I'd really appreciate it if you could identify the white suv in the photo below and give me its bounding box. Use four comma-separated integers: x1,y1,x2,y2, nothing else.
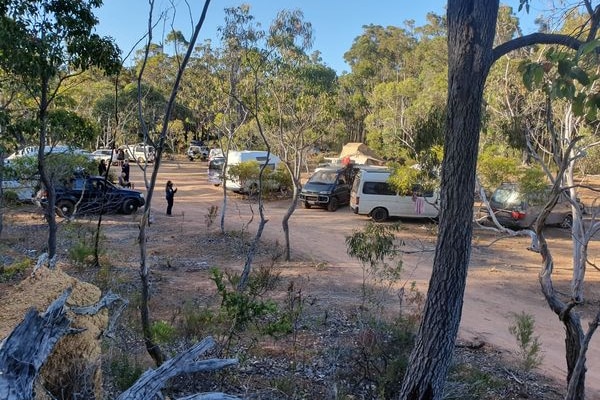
122,144,155,163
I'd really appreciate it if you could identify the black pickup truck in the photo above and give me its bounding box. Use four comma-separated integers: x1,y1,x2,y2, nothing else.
37,175,145,217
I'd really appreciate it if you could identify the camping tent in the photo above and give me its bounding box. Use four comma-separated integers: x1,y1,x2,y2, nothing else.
338,142,385,166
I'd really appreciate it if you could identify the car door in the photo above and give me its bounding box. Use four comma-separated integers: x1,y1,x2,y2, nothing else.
335,172,351,205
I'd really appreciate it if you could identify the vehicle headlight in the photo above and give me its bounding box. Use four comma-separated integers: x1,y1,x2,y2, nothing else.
139,193,144,198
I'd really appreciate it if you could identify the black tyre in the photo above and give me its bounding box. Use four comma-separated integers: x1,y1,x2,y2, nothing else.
327,197,339,212
56,200,75,218
303,201,312,209
137,157,145,163
122,199,139,215
560,214,573,229
371,207,389,222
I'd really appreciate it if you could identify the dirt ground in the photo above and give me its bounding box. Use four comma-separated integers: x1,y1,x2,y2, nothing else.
3,159,600,398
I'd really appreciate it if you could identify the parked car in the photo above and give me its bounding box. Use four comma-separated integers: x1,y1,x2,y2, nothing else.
224,150,281,193
5,145,91,165
121,144,155,163
208,156,225,186
299,165,357,211
37,175,145,217
350,167,439,222
486,182,578,229
187,145,209,161
91,149,115,164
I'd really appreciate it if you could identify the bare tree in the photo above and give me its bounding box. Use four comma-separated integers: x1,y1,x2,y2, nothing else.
134,0,211,366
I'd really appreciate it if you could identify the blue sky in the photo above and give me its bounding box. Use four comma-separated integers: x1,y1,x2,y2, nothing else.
95,1,537,74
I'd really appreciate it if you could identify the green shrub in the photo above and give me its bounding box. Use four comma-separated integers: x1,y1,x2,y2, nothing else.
509,311,544,371
2,190,19,205
150,320,177,344
0,258,32,282
346,222,403,310
109,354,145,391
68,241,96,266
180,302,216,339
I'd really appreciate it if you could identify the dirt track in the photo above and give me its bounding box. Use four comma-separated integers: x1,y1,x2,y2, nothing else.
129,160,600,398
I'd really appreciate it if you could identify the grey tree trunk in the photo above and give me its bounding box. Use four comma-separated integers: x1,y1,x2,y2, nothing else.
399,1,498,398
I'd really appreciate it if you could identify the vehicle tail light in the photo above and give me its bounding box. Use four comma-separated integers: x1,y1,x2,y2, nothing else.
355,196,359,205
511,210,526,220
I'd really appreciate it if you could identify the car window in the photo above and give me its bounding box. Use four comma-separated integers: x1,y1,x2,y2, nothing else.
363,181,395,195
310,170,337,184
491,187,522,207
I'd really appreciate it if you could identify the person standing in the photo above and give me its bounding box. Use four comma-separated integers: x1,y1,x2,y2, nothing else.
98,159,107,176
165,180,177,216
121,159,130,182
117,148,125,166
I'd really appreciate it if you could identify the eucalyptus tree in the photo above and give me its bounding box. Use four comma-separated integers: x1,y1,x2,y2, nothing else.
262,9,338,260
0,0,121,262
340,24,419,144
398,1,600,399
212,4,264,233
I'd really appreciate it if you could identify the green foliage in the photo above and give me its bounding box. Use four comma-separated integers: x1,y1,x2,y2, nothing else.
519,44,600,120
227,160,288,195
387,163,438,196
346,222,403,309
448,363,504,399
210,266,280,335
518,166,547,197
64,221,100,267
150,320,177,344
577,144,600,175
0,258,32,282
269,163,292,192
68,241,96,267
109,354,145,391
2,190,19,205
180,301,216,339
227,160,260,188
344,317,416,399
508,311,544,371
477,147,519,190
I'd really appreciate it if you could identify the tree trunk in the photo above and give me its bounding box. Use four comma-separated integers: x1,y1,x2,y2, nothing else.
399,1,498,399
282,173,301,261
38,76,58,264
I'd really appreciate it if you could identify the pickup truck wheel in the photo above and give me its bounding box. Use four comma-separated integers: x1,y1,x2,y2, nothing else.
327,197,339,212
56,200,75,218
122,199,139,214
303,201,311,209
371,207,388,222
137,157,145,164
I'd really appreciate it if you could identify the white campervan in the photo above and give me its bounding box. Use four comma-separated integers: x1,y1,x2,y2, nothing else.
350,167,439,222
224,150,281,192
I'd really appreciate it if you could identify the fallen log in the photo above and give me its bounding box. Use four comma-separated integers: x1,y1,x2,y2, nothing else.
0,288,73,400
0,289,240,400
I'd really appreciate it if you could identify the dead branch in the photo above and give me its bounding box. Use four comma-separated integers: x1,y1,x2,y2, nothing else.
116,337,239,400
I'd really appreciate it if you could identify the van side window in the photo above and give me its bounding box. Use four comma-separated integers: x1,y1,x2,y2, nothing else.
363,181,395,195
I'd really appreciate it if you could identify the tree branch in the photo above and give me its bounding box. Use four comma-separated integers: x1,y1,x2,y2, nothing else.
492,33,583,63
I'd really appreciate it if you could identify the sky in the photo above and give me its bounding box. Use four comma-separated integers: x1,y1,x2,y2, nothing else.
95,1,539,74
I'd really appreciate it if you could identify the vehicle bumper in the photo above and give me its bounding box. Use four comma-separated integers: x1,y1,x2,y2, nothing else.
299,193,330,206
